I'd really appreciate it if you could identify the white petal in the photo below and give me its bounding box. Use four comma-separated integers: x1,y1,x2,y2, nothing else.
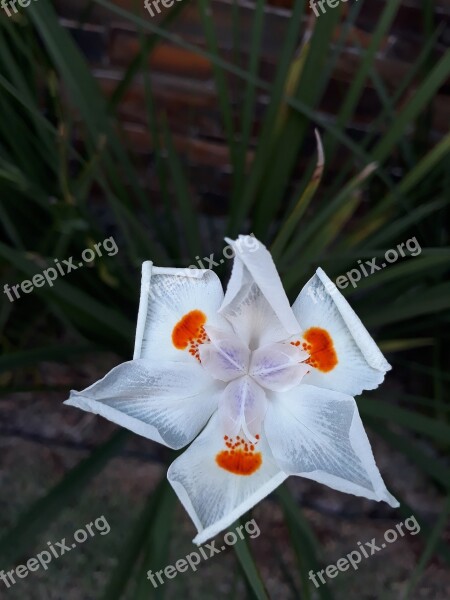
134,263,231,363
218,376,267,440
65,359,220,449
167,413,287,544
249,342,310,392
264,384,398,507
292,267,391,396
219,236,301,348
198,327,250,382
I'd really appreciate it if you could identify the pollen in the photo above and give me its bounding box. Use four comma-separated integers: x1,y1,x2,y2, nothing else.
303,327,338,372
216,435,262,475
172,310,208,361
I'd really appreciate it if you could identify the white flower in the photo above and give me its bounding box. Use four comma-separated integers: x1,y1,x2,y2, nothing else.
65,235,398,544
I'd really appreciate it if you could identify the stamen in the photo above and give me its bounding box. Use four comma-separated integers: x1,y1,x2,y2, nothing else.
216,435,262,475
241,419,258,445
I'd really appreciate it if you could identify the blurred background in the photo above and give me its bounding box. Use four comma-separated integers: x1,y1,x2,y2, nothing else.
0,0,449,598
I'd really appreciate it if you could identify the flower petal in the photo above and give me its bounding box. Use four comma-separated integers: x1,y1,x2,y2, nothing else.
218,376,267,440
134,263,230,363
167,413,287,544
219,236,301,348
264,384,398,507
249,342,310,392
198,327,250,382
292,267,391,395
65,359,220,449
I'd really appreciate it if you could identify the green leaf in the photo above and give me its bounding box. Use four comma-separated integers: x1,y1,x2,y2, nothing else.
391,492,450,566
197,0,240,178
277,486,333,600
364,283,450,327
403,495,450,598
366,420,450,490
0,344,92,373
100,477,170,600
233,520,270,600
161,118,202,258
0,241,134,344
0,431,128,564
359,397,450,443
373,49,450,163
271,131,324,260
134,482,177,600
326,0,403,160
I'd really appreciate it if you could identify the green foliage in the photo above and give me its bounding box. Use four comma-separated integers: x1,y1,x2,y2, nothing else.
0,0,449,597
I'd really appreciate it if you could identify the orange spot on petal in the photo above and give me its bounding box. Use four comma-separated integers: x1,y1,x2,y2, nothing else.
303,327,338,372
172,310,209,362
216,434,262,475
216,449,262,475
172,310,206,349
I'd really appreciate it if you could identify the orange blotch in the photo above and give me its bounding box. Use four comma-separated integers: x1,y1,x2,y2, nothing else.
216,451,262,475
303,327,338,372
216,435,262,476
172,310,208,361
